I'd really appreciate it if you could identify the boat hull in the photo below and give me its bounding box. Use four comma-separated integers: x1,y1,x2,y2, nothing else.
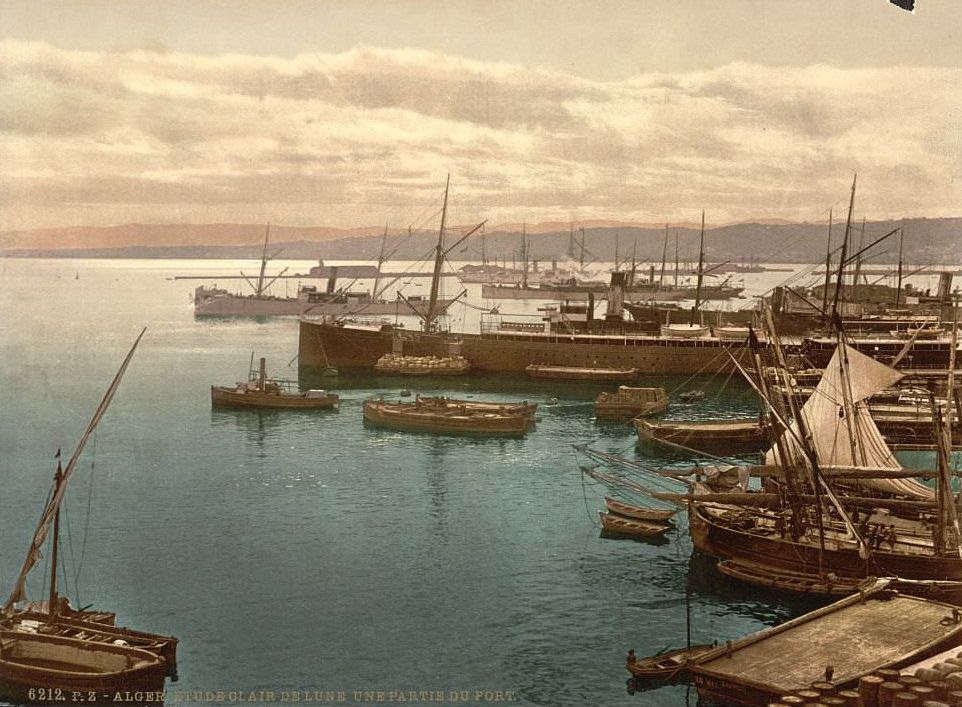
636,419,771,455
210,387,338,409
525,364,639,382
362,400,532,437
298,320,757,376
196,293,455,318
0,632,168,705
689,503,962,592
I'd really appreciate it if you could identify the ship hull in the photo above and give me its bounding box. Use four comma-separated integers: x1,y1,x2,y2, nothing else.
196,295,454,318
298,320,757,375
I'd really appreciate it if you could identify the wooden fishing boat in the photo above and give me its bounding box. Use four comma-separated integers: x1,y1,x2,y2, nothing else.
594,386,668,420
635,418,773,455
211,356,338,409
715,559,863,596
0,632,168,700
689,579,962,706
0,330,178,704
597,511,671,537
525,364,639,382
626,644,717,680
604,497,677,522
362,399,532,437
414,395,537,417
373,353,471,376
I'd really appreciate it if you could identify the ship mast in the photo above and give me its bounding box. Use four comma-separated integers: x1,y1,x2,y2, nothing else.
820,210,833,319
659,224,668,288
895,229,904,306
830,174,857,328
689,211,705,326
521,223,528,289
255,223,271,296
373,223,388,301
424,175,450,333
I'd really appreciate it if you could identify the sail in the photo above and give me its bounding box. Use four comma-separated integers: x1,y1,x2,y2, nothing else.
2,328,146,616
768,343,932,498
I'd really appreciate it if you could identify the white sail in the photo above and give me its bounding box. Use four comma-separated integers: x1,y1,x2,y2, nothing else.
768,343,932,498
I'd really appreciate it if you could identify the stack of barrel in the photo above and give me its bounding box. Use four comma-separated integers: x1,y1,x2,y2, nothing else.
770,661,962,706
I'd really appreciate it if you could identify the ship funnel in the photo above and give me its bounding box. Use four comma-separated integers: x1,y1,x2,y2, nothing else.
326,265,339,294
605,272,627,321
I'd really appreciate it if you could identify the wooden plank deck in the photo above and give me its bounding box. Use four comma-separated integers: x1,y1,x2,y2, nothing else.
697,594,960,692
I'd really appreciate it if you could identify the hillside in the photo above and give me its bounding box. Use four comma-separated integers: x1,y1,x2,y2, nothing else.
1,218,960,265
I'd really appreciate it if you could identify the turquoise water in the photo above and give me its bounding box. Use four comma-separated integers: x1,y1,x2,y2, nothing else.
0,258,916,707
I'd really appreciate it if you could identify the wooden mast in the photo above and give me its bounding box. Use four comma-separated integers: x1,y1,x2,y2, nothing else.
821,210,833,319
659,224,668,288
48,464,63,618
830,175,857,325
690,211,705,326
424,175,450,333
674,232,679,288
372,224,388,301
521,222,528,289
895,229,904,306
255,223,270,296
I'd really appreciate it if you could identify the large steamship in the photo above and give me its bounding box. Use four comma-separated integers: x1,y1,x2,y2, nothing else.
298,182,757,376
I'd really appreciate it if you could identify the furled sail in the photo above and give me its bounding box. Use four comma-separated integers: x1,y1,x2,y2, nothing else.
2,328,146,616
767,343,932,498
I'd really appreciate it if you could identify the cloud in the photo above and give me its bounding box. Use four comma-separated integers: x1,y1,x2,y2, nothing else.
0,39,960,230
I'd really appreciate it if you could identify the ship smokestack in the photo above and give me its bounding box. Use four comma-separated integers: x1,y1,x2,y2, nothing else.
605,272,627,321
326,265,339,294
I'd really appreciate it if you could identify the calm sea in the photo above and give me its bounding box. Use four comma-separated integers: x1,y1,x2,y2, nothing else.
0,258,943,707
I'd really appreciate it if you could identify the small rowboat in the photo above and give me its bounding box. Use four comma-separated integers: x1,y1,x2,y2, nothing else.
716,559,862,597
635,417,772,455
604,497,677,522
598,511,671,538
363,399,533,437
627,644,718,680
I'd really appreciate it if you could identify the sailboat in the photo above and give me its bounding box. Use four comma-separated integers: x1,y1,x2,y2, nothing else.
0,329,179,703
681,310,962,601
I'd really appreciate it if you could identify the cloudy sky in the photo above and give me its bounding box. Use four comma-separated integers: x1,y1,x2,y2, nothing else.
1,0,960,231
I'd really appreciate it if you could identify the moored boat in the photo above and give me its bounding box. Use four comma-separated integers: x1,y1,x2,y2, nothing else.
0,330,179,704
597,511,671,537
626,644,718,681
362,398,533,437
211,357,338,409
594,386,668,420
604,496,677,522
635,417,773,455
525,364,640,382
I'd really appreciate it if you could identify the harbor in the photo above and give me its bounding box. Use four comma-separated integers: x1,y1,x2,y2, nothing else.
1,250,960,705
2,2,961,704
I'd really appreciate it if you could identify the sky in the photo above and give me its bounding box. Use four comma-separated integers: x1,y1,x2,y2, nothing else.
1,0,961,232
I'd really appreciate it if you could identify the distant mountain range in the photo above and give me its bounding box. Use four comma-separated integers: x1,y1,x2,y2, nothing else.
1,218,960,265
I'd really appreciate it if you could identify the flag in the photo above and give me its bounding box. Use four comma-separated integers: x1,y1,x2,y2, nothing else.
889,0,915,11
